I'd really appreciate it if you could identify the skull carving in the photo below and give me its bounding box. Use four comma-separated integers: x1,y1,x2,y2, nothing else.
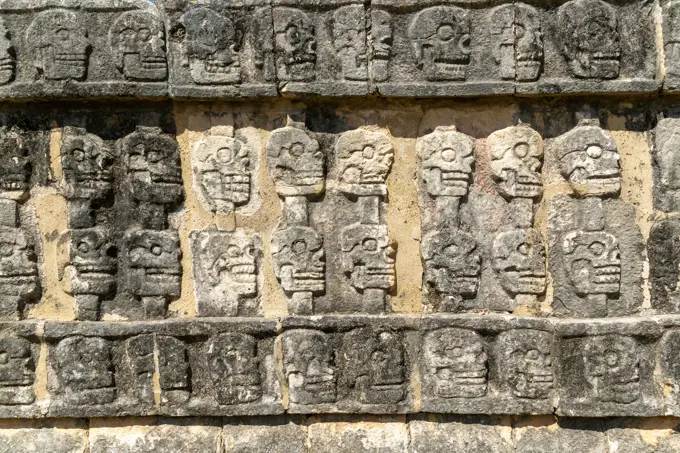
282,330,337,405
422,229,481,298
266,125,324,197
180,7,241,85
666,2,680,77
558,0,621,80
0,20,15,86
555,119,621,196
583,335,640,403
157,336,190,398
0,226,38,300
61,127,114,200
423,328,488,399
489,125,543,199
563,229,621,296
122,127,183,205
370,10,393,82
340,328,405,404
492,228,547,296
0,337,35,405
336,129,393,195
341,223,395,292
331,5,368,82
124,230,182,299
27,9,90,81
110,11,167,82
496,330,553,399
490,4,543,82
54,336,116,405
194,135,251,214
274,8,317,82
69,227,117,298
209,235,257,298
420,126,475,198
272,226,325,295
0,128,30,194
206,333,262,405
408,6,471,81
125,335,155,404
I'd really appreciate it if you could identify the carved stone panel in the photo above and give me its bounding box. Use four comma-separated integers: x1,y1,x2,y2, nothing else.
190,229,262,318
492,228,546,298
272,1,370,96
0,337,35,407
272,225,325,299
653,118,680,212
490,4,543,83
410,420,513,453
665,2,680,89
205,333,262,406
0,224,39,320
336,129,394,197
340,223,396,296
658,330,680,414
266,124,324,197
488,124,543,200
109,11,167,82
649,217,680,312
494,329,554,400
420,126,475,199
157,335,190,406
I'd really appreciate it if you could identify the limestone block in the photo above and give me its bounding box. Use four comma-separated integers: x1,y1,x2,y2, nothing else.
0,422,88,453
514,423,606,453
223,418,308,453
309,419,407,453
409,419,512,453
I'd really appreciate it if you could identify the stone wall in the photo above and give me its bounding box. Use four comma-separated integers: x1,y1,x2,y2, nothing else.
1,0,680,451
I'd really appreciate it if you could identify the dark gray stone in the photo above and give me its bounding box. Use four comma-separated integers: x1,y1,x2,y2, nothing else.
0,322,40,418
0,421,88,453
649,217,680,312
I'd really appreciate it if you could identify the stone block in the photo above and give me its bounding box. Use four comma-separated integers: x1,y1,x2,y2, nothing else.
606,428,652,453
0,322,41,418
649,217,680,312
514,424,606,453
89,419,221,453
409,419,512,453
309,418,407,453
223,418,308,453
652,118,680,212
0,421,88,453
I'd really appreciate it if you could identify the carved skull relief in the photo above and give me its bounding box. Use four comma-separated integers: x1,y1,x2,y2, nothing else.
340,328,405,405
583,335,640,403
54,337,116,405
27,9,90,81
125,335,154,404
266,125,324,197
122,127,183,205
490,4,543,82
408,6,471,81
157,336,190,398
194,135,251,213
496,330,553,399
0,226,38,299
558,0,621,79
282,330,337,405
69,227,117,297
335,129,393,194
0,20,14,85
492,228,547,296
555,119,621,196
420,126,475,198
206,333,262,405
272,226,325,295
208,234,258,299
61,127,114,200
180,7,241,85
273,8,317,82
563,229,621,296
422,229,481,298
110,11,167,82
370,10,393,82
332,5,368,82
0,338,34,405
0,128,30,194
489,124,543,199
124,230,182,299
423,328,488,398
341,223,395,292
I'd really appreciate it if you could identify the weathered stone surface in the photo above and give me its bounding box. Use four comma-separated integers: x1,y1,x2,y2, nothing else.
310,418,408,453
409,418,512,453
223,418,308,453
653,118,680,212
649,217,680,312
89,419,221,453
514,423,606,453
0,421,88,453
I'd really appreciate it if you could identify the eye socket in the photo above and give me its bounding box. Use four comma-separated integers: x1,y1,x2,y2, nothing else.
437,24,455,41
588,241,605,256
0,351,8,365
526,349,540,360
362,146,375,159
227,245,242,258
286,25,301,44
292,239,307,254
586,145,603,159
56,28,70,42
514,143,530,158
0,243,13,257
73,149,86,162
77,242,90,254
441,148,456,162
147,150,162,163
516,24,526,38
217,146,233,163
137,28,151,41
362,238,378,251
605,350,619,366
517,243,529,255
150,245,163,256
289,143,305,157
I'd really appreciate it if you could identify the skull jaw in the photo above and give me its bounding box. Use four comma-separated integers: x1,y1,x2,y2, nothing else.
42,49,88,81
70,271,116,296
590,378,640,403
122,54,167,82
516,59,542,82
215,381,262,405
570,56,620,80
498,273,546,296
0,58,14,85
189,56,241,85
510,373,553,399
433,377,487,398
280,60,316,82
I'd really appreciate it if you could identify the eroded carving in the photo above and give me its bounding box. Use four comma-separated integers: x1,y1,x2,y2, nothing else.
408,6,470,81
0,128,30,194
54,337,116,405
61,127,114,202
341,223,395,294
193,135,251,214
0,20,14,86
423,328,487,398
496,330,553,399
110,11,167,82
370,10,392,82
0,338,34,405
490,4,543,82
191,229,260,317
666,2,680,78
67,227,117,300
331,5,368,82
157,336,190,404
422,229,481,303
281,330,336,405
583,335,640,403
0,226,39,316
206,333,262,405
272,226,325,297
557,0,621,80
336,129,393,195
554,119,621,197
339,328,406,405
266,125,324,197
489,124,543,200
492,228,547,297
27,9,90,81
273,7,316,82
125,335,154,404
654,118,680,211
562,229,621,297
420,126,475,198
179,7,241,85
